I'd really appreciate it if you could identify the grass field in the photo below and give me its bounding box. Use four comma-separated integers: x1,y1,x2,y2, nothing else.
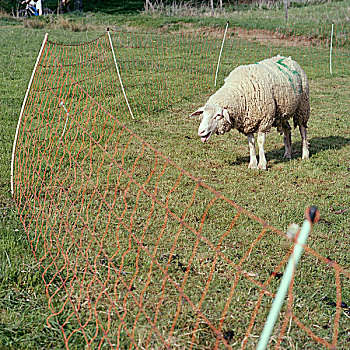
1,2,350,349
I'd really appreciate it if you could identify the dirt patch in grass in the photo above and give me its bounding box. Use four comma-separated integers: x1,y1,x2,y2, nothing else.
155,24,328,48
233,26,326,47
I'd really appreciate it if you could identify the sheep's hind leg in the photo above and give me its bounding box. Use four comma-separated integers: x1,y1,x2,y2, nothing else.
299,124,309,159
247,133,258,169
282,121,292,159
257,132,267,170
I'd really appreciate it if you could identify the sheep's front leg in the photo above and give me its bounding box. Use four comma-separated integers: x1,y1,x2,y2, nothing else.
257,132,267,170
247,133,258,169
299,124,309,159
282,121,292,159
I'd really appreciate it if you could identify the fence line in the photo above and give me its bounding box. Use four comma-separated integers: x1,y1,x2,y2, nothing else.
229,24,350,78
107,29,135,120
27,24,349,123
12,25,350,349
10,33,49,196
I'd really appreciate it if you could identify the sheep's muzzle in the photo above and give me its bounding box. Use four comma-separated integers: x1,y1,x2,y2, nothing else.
201,131,212,142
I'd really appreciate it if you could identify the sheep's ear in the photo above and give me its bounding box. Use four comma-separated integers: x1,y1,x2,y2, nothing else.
223,109,231,124
190,107,205,117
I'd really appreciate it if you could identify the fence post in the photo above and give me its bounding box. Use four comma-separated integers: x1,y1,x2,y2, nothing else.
329,22,334,76
214,21,229,87
256,206,320,350
107,28,135,120
284,0,288,21
11,33,49,196
59,101,70,143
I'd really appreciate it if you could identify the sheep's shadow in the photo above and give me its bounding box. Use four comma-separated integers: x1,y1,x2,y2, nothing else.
231,136,350,167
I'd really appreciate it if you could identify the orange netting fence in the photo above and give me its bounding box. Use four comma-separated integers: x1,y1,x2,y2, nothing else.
36,27,233,123
25,24,349,124
11,25,350,349
228,24,349,79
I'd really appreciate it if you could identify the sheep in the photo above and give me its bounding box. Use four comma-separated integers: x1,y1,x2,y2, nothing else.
190,55,310,170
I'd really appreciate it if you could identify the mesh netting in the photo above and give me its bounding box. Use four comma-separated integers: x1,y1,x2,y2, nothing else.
228,25,349,79
39,28,232,123
12,26,350,349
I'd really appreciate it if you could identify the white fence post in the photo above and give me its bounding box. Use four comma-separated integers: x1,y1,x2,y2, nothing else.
107,29,135,120
214,21,229,87
329,22,334,76
11,33,49,196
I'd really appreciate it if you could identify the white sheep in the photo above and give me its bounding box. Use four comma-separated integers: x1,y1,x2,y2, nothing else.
191,55,310,170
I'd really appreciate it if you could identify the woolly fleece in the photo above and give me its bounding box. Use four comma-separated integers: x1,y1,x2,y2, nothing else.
210,55,310,135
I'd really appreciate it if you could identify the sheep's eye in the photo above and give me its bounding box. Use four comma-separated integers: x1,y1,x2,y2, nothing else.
214,114,221,120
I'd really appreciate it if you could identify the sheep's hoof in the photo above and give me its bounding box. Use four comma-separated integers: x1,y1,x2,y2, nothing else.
257,163,267,170
248,163,258,170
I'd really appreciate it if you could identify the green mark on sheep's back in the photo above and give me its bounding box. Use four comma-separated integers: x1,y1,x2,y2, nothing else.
274,63,297,95
277,58,302,80
276,58,303,94
276,57,288,67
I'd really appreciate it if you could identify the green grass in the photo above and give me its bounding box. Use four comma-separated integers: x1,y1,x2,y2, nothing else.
1,4,350,349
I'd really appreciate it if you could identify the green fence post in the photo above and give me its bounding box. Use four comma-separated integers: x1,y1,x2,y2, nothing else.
257,206,320,350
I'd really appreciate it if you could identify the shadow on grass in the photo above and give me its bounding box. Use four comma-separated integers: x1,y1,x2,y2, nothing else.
231,136,350,167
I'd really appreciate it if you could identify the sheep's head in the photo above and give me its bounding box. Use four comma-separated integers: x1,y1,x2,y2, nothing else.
190,105,232,142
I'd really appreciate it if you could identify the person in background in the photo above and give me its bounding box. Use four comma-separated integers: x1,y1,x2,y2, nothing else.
21,0,42,16
59,0,71,13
